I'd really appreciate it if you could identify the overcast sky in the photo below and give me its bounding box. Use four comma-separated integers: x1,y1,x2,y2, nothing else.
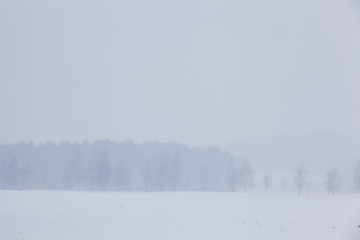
1,0,360,147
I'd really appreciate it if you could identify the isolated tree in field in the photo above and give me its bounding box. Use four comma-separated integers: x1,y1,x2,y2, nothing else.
262,174,272,194
354,161,360,192
294,161,307,195
238,159,254,193
324,168,341,195
281,178,287,195
305,180,314,195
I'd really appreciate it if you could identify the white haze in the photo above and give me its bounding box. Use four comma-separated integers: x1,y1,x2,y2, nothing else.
1,1,360,188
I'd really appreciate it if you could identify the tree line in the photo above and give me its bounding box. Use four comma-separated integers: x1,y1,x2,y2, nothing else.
0,140,359,194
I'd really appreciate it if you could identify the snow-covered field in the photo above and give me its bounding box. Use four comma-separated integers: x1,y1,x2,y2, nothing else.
0,190,359,240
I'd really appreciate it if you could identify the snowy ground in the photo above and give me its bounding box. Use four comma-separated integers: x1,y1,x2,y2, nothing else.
0,190,359,240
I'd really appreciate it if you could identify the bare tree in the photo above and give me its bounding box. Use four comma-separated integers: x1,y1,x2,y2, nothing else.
199,165,208,192
305,180,314,195
96,150,112,191
354,161,360,192
238,158,254,193
154,153,178,191
226,159,237,192
87,165,96,191
168,157,182,191
113,160,128,191
294,161,307,195
18,162,33,190
63,158,79,190
281,178,286,195
324,168,341,195
4,158,18,190
262,174,272,194
62,152,83,191
142,161,151,191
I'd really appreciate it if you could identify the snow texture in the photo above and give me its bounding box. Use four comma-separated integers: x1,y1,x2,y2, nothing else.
0,190,359,239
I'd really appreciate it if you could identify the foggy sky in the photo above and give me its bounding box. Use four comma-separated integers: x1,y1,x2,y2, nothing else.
1,0,360,147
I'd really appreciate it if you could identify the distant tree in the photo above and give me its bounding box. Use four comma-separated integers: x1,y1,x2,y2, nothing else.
0,160,6,189
153,153,182,191
113,160,128,191
281,178,286,195
294,161,307,195
142,161,151,191
262,174,272,194
324,168,341,195
155,153,171,191
4,158,18,190
96,150,112,191
354,161,360,192
62,152,83,190
199,165,208,192
88,165,96,191
237,158,254,193
226,159,237,192
305,180,314,195
3,157,19,189
168,157,182,191
87,151,98,191
18,162,34,190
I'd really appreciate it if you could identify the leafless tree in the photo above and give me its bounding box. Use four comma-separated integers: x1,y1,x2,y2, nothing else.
4,157,18,190
226,159,237,192
199,165,208,192
237,158,254,193
18,162,33,190
96,150,112,191
294,161,307,195
63,153,82,191
262,174,272,194
142,161,151,191
156,160,168,191
324,168,341,195
154,153,181,191
168,157,182,191
113,160,128,191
